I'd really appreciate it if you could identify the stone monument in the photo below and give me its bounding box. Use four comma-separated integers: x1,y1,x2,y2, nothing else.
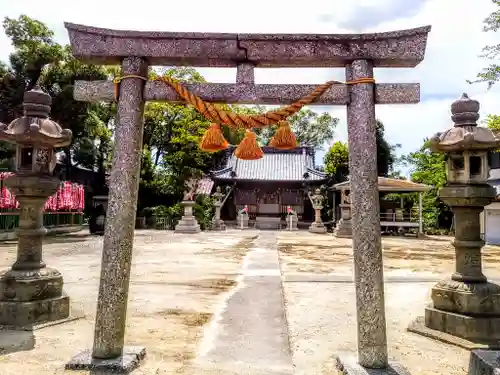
238,205,249,229
64,22,430,373
174,181,201,234
174,202,201,234
0,88,73,327
334,189,353,238
286,206,298,231
309,188,327,234
211,186,226,231
408,94,500,373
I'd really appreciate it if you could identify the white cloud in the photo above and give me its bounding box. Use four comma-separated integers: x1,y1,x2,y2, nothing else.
0,0,499,175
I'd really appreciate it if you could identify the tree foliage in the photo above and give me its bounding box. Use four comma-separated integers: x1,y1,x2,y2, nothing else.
399,139,452,231
472,0,500,86
323,119,400,181
255,108,338,149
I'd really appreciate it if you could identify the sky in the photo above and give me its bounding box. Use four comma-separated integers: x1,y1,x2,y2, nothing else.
0,0,499,176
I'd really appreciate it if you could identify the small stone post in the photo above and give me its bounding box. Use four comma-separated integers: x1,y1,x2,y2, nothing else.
66,57,148,372
211,186,226,231
408,94,500,375
335,60,389,373
308,188,326,234
0,88,73,327
286,206,298,231
238,205,249,229
334,189,353,238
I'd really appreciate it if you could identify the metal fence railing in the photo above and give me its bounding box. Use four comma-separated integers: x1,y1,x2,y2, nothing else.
0,211,84,231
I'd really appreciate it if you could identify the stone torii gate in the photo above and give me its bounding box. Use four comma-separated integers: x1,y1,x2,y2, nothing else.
63,23,430,374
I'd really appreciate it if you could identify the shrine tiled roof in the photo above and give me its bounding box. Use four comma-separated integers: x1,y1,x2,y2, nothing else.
211,146,327,182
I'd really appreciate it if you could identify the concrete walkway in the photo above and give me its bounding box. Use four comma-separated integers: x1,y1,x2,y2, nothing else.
193,232,294,375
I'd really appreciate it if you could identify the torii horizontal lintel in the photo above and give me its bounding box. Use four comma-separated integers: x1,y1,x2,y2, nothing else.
65,23,431,68
74,81,420,105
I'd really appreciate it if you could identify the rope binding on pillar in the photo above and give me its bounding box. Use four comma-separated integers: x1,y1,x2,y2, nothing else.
113,75,375,160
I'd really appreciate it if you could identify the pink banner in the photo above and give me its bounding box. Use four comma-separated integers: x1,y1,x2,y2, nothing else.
0,172,85,211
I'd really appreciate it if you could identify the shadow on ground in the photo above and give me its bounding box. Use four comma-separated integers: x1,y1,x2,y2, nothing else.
0,329,35,355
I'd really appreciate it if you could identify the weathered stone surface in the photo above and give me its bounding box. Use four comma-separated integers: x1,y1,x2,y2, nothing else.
431,280,500,315
65,23,430,68
91,57,148,360
0,294,69,327
74,80,420,105
174,201,201,234
334,204,353,238
346,60,388,368
468,349,500,375
309,222,327,234
65,346,146,372
424,305,500,343
335,354,411,375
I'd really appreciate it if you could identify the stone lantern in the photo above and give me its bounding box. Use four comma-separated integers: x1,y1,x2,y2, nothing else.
309,188,326,233
410,93,500,349
211,186,226,231
0,87,72,326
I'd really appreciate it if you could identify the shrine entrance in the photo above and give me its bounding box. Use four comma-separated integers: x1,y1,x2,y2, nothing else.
64,22,430,373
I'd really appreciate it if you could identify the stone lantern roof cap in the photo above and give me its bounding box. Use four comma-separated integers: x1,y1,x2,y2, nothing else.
429,93,500,153
0,88,72,148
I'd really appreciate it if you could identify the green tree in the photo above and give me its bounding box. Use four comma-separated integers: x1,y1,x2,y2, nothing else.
0,15,112,185
323,141,349,182
400,139,451,231
472,0,500,86
323,119,400,180
376,120,400,177
255,108,338,149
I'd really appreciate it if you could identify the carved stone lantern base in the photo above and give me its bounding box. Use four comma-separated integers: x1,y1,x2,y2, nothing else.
309,221,327,234
0,174,70,327
174,201,201,234
421,281,500,344
211,218,226,231
334,204,352,238
0,268,70,327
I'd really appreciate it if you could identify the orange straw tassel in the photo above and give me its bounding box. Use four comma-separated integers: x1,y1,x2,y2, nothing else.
234,131,264,160
199,123,229,152
269,121,297,150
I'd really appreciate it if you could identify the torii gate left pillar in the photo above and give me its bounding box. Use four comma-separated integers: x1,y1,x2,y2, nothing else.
63,23,430,374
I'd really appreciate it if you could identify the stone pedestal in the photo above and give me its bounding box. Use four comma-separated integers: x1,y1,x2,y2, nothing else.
334,203,352,238
309,205,326,234
237,213,249,229
0,174,70,327
211,203,225,231
286,214,298,231
409,184,500,347
175,201,201,233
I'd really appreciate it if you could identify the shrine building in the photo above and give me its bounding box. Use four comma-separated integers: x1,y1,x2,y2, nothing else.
209,146,327,229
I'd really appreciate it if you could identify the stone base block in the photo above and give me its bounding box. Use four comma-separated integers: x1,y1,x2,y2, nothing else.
174,216,200,234
334,219,352,238
309,223,327,234
469,349,500,375
65,346,146,373
408,310,500,349
335,354,411,375
0,294,70,327
211,219,226,231
425,305,500,342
